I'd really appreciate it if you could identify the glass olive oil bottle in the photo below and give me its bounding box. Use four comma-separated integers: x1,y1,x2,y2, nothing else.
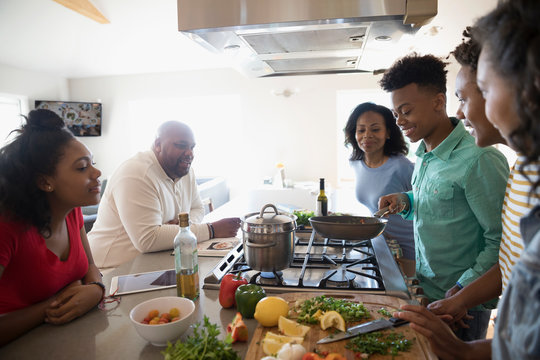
173,213,199,300
316,178,328,216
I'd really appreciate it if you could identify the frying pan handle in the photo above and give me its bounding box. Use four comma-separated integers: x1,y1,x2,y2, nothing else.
245,241,277,248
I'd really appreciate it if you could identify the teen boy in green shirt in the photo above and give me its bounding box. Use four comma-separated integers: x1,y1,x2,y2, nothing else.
378,54,509,341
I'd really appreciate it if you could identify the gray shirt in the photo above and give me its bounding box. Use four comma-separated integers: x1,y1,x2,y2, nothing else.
350,155,415,259
492,204,540,359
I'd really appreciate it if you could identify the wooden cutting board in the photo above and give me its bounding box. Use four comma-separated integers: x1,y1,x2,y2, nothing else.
245,292,437,360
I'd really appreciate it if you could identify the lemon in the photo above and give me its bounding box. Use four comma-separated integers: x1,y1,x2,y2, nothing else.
262,338,285,355
254,296,290,327
319,310,346,332
312,309,324,320
264,331,304,344
278,316,311,337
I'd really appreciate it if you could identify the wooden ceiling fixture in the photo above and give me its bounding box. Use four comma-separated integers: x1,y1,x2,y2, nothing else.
52,0,110,24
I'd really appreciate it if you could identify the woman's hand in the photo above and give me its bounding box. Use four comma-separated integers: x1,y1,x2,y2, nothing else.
394,305,487,360
44,283,102,325
378,193,409,214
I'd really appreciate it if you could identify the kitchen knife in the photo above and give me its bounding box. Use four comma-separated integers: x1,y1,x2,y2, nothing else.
316,317,408,344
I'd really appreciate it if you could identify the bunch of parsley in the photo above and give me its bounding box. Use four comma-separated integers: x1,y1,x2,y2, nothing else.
346,331,414,357
162,316,240,360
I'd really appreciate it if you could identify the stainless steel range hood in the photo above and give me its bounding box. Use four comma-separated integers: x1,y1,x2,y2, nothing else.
178,0,437,77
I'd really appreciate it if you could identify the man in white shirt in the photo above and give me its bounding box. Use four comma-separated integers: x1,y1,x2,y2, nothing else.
88,121,241,269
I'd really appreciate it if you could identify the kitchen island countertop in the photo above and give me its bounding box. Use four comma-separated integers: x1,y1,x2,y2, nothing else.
0,250,254,360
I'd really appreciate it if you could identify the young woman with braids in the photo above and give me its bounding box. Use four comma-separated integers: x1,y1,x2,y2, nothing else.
393,1,540,358
0,109,104,345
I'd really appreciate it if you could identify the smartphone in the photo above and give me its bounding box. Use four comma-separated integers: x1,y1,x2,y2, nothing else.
109,269,176,296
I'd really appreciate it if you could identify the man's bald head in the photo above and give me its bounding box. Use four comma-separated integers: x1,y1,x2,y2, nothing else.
152,121,195,180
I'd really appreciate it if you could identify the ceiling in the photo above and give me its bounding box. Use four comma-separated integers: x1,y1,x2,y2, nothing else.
0,0,498,79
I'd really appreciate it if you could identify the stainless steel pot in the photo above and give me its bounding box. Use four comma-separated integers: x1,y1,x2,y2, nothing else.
241,204,297,272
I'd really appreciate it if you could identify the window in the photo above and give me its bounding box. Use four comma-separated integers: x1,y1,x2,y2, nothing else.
128,95,244,179
0,94,28,146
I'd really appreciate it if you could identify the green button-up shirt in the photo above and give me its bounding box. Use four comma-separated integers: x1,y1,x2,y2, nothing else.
402,120,509,308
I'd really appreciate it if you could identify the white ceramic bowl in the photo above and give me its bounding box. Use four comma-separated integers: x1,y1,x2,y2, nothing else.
129,296,195,346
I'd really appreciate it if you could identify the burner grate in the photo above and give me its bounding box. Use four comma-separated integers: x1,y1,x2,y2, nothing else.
203,230,410,299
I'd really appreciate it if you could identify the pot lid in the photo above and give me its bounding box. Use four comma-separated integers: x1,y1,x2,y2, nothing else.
243,204,296,228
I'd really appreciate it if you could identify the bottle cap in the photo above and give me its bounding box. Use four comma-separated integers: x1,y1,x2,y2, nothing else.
178,212,189,227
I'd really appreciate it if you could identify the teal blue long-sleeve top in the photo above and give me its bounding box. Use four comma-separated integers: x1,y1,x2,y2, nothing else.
401,120,509,308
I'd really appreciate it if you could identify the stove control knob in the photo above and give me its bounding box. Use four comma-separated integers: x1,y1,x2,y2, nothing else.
408,285,424,295
414,295,429,307
405,277,420,286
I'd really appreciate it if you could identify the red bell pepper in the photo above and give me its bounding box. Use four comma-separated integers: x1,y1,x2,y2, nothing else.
302,353,322,360
219,272,248,308
226,312,249,343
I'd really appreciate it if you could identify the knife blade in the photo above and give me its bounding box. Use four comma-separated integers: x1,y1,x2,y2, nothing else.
316,317,408,344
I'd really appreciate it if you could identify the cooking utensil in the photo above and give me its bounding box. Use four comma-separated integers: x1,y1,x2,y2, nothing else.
309,216,387,240
317,317,408,344
241,204,297,272
373,206,390,218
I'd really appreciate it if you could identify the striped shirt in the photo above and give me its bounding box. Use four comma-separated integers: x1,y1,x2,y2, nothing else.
499,156,540,291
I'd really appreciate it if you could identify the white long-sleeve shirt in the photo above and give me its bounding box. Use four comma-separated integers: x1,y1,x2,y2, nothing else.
88,150,207,269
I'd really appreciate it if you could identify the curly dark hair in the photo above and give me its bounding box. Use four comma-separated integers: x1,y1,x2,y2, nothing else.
379,53,448,95
471,0,540,195
451,27,481,71
344,102,409,161
0,109,74,236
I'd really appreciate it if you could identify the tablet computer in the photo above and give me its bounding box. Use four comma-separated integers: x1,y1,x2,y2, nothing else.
109,269,176,296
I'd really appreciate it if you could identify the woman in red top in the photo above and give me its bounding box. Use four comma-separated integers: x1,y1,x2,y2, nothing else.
0,109,103,345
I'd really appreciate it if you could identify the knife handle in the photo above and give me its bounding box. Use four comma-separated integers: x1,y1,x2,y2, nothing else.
389,317,409,327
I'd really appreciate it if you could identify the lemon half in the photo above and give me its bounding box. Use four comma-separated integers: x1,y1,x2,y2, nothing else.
319,310,346,332
278,316,311,337
262,338,284,355
265,331,304,344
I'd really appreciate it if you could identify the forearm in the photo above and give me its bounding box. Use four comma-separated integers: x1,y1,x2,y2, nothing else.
461,340,492,360
133,223,179,252
0,298,53,346
454,264,502,309
83,263,103,284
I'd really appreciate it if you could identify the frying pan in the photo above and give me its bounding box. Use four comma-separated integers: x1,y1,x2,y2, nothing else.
309,216,387,240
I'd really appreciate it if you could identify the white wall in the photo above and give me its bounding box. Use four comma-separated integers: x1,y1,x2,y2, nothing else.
0,61,461,199
69,65,460,198
0,63,69,104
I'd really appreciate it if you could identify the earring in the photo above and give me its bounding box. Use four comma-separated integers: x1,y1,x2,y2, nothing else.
47,186,53,191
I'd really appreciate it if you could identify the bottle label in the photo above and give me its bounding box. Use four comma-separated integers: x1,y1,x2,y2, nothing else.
316,200,328,216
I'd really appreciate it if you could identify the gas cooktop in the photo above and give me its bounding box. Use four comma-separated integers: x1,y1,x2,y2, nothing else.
203,231,411,299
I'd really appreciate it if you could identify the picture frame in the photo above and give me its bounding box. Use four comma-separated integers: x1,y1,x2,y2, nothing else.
35,100,102,136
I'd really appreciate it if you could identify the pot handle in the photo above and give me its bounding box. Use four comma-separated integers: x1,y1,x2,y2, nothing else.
259,204,279,218
245,241,277,248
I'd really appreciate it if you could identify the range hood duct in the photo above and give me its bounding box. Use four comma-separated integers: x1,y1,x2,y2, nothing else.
178,0,437,77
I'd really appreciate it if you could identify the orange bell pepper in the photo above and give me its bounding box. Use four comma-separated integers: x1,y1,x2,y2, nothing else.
226,312,248,343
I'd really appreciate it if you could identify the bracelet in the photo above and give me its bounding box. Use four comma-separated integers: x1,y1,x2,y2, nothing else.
207,223,215,239
88,281,106,300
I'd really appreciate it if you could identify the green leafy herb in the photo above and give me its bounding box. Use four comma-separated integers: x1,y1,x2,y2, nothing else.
377,307,393,317
295,295,370,324
345,331,413,357
162,316,240,360
293,210,315,227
